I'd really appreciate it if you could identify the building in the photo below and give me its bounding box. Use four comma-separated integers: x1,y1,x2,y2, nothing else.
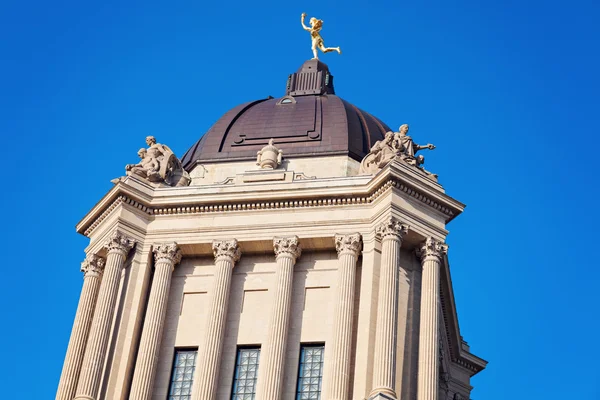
56,59,487,400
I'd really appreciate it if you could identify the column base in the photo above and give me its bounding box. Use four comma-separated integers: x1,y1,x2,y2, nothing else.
73,396,95,400
368,392,398,400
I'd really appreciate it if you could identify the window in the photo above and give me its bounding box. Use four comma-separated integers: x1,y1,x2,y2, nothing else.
296,344,325,399
231,347,261,400
167,349,197,400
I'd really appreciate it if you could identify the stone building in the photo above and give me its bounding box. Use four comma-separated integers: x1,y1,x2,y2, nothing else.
56,59,486,400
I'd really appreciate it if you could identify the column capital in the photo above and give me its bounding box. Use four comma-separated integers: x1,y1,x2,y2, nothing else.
104,230,135,256
153,242,182,266
80,254,105,278
212,239,241,264
334,233,362,258
375,217,409,241
273,236,302,261
416,237,448,262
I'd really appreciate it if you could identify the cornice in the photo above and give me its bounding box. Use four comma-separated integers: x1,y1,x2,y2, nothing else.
77,162,465,238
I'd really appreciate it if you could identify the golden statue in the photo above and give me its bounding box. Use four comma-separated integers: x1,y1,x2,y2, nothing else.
301,13,341,59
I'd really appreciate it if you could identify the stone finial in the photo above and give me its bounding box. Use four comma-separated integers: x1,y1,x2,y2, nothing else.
416,237,448,262
273,236,302,260
359,124,438,180
334,233,363,257
212,239,241,264
125,136,191,187
375,217,409,241
256,139,283,169
153,243,182,266
105,231,135,256
80,254,105,277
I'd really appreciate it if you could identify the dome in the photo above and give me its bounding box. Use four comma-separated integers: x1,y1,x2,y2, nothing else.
182,60,391,169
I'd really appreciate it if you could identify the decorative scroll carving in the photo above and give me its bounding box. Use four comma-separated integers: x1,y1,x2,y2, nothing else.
80,254,105,277
125,136,191,187
416,237,448,262
212,239,241,263
153,243,182,266
334,233,363,257
256,139,283,169
375,217,409,241
273,236,302,260
105,231,135,256
360,124,437,180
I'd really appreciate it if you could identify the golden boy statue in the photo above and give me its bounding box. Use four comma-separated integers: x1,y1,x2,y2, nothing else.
301,13,342,59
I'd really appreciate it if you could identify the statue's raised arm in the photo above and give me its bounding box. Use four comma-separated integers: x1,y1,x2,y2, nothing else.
300,13,311,31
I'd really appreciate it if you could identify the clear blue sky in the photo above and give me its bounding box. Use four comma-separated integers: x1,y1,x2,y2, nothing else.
0,0,598,398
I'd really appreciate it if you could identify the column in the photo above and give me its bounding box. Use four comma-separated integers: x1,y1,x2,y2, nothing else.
416,238,447,400
370,217,408,399
323,233,362,400
56,254,105,400
74,231,134,400
193,239,241,400
256,236,302,400
129,243,182,400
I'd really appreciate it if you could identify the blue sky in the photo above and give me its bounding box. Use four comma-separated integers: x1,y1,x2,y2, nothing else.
0,0,598,398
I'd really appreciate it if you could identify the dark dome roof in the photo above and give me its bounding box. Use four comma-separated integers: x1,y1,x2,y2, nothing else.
182,60,391,169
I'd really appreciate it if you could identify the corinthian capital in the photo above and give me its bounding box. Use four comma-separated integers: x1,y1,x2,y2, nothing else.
105,230,135,256
416,237,448,262
212,239,241,264
80,254,105,277
273,236,302,261
335,233,363,257
153,242,182,266
375,217,409,241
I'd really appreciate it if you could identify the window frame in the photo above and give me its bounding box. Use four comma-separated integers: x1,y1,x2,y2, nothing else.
230,345,262,400
295,343,326,400
166,347,198,400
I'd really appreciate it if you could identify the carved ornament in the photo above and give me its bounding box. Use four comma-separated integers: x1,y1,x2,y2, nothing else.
375,217,409,241
81,254,105,277
416,237,448,262
273,236,302,260
153,242,182,266
105,231,135,256
125,136,191,187
334,233,362,257
256,139,283,169
212,239,241,264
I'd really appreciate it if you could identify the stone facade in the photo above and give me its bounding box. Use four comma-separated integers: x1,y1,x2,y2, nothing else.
57,61,486,400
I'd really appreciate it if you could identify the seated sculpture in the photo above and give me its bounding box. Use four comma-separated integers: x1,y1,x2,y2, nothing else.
359,124,437,180
125,136,191,187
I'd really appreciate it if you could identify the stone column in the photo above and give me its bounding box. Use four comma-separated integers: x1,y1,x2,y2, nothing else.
416,238,447,400
370,217,408,400
256,236,302,400
193,239,241,400
323,233,362,400
56,254,105,400
74,231,134,400
129,243,182,400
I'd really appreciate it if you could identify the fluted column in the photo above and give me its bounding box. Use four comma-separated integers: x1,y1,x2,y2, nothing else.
74,231,134,400
56,255,105,400
129,243,182,400
256,236,302,400
323,233,362,400
370,217,408,399
416,238,447,400
193,239,241,400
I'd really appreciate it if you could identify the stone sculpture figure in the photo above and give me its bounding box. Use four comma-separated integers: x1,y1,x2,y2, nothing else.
125,136,191,187
359,124,438,180
301,13,342,59
256,139,283,169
